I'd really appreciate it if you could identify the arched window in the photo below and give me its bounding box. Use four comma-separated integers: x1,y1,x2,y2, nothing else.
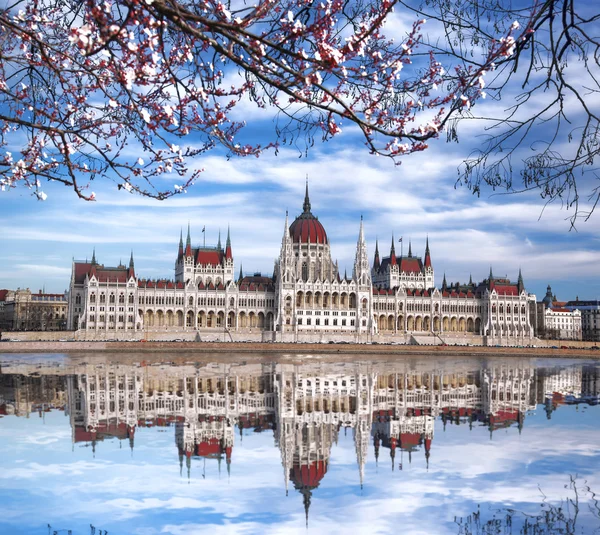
119,294,125,304
90,293,96,303
188,296,194,306
128,294,134,304
230,297,235,307
109,294,115,304
302,262,308,281
75,295,81,305
100,293,106,304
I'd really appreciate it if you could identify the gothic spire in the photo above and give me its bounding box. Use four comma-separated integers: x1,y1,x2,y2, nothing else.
517,267,524,293
129,250,134,269
390,234,397,266
238,263,243,283
373,238,381,271
178,228,184,258
408,240,412,258
442,272,447,291
302,489,312,528
424,236,432,268
91,248,97,265
303,175,311,213
185,223,192,257
225,225,233,260
217,229,222,250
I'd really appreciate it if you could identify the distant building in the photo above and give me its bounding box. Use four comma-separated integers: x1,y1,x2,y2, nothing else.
564,299,600,342
0,288,68,332
536,285,582,340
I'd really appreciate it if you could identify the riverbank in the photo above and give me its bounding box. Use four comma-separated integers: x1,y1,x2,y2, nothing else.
0,340,599,358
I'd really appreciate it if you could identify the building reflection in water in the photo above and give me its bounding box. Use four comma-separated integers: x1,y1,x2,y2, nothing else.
1,359,599,521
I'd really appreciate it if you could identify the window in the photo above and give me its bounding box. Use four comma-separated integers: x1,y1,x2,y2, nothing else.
298,318,303,325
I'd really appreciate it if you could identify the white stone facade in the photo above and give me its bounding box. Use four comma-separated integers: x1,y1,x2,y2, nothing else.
67,187,535,343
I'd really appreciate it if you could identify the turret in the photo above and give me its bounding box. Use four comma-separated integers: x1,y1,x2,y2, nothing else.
185,223,192,258
373,238,381,272
389,235,397,266
128,251,135,278
353,216,371,287
408,240,412,258
424,237,432,268
517,268,524,294
303,176,311,214
178,229,183,259
225,226,233,261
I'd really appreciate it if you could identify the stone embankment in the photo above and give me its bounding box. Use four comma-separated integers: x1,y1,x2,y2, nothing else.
0,340,598,358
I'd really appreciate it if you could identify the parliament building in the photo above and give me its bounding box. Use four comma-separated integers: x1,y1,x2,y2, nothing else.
67,184,536,344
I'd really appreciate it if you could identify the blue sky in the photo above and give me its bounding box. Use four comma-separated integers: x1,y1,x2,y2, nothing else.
1,7,599,302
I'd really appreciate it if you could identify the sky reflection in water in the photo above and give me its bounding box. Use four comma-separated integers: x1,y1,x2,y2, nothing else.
0,354,599,535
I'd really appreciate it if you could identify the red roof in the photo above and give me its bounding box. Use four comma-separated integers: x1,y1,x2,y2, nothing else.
291,460,328,489
400,432,421,447
494,285,519,296
197,438,222,456
196,249,222,266
0,289,8,301
289,215,328,244
74,262,92,284
399,257,423,274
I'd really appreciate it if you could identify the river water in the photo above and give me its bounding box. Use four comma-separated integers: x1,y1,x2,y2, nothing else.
0,352,599,535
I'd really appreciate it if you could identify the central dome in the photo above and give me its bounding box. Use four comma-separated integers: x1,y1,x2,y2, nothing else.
289,182,328,244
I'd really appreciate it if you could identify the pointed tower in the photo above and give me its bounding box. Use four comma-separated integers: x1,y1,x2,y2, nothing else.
303,175,311,214
517,268,524,294
389,235,397,266
178,228,184,259
408,240,412,258
128,251,135,279
238,263,243,284
217,229,222,251
373,238,381,272
91,248,97,266
353,216,371,287
185,223,192,258
275,211,295,333
225,226,233,261
442,273,447,292
489,266,494,281
424,237,431,268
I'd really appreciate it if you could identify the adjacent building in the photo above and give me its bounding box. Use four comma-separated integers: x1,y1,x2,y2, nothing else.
535,285,583,340
564,299,600,342
0,288,68,332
